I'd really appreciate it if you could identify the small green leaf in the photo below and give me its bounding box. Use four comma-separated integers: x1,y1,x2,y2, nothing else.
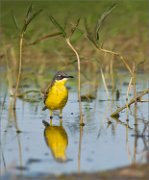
21,7,42,34
95,3,118,41
26,4,32,21
69,18,81,38
27,9,43,26
49,15,66,37
11,10,20,31
84,18,98,48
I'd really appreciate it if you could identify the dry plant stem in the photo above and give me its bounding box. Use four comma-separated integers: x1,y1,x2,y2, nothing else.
99,47,133,76
13,33,24,108
100,68,109,99
29,32,62,45
111,88,149,117
110,55,115,91
66,38,84,125
126,77,133,118
126,77,133,101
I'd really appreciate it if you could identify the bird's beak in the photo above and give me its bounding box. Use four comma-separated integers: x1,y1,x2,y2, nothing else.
64,75,74,78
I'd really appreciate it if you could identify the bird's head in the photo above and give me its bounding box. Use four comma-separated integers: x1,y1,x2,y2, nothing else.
53,71,74,85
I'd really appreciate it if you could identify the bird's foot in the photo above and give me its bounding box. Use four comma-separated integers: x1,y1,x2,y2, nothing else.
50,116,53,119
59,116,63,119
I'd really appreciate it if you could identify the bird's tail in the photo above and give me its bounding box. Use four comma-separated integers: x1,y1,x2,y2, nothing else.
42,120,49,127
42,106,47,111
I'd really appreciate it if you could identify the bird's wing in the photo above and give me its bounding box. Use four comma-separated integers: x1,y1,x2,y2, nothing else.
43,85,50,103
42,85,51,111
43,80,54,104
43,77,55,111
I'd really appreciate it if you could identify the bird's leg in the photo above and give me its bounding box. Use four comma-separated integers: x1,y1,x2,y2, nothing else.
59,109,63,119
59,109,63,126
50,110,53,125
50,110,53,119
60,118,63,126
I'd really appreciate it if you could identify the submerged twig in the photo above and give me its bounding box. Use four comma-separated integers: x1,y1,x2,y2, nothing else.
111,88,149,117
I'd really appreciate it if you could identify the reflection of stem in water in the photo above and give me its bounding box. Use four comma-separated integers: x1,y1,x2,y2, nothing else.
133,102,138,164
111,116,133,130
78,126,83,173
0,90,7,122
0,90,8,173
97,100,110,138
125,121,132,162
16,133,23,172
9,99,23,169
0,142,7,173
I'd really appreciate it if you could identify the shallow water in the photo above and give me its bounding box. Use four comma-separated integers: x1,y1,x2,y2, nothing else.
0,71,149,176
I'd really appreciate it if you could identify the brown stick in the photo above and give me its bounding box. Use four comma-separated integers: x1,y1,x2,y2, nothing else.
111,88,149,117
29,32,62,45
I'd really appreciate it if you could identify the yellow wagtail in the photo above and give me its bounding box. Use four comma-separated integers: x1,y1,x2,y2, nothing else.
42,71,73,119
43,120,68,162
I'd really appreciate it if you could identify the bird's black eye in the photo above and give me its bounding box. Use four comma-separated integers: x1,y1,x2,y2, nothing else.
57,74,63,80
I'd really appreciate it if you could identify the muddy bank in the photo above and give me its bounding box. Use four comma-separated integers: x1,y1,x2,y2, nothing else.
2,164,149,180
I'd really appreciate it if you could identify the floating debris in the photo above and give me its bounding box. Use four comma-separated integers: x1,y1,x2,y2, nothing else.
81,94,95,102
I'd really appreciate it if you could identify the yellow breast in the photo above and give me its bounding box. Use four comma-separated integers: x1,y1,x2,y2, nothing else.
45,79,68,110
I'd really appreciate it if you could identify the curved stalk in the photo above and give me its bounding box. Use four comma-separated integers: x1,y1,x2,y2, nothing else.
13,33,24,109
66,38,84,125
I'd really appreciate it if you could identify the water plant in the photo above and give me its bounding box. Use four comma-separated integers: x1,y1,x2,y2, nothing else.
12,4,42,109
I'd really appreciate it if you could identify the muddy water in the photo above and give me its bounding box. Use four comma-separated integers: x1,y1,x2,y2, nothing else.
0,72,148,176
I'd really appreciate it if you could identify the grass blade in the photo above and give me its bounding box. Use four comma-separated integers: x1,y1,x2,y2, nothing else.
49,15,66,37
26,4,32,21
27,9,43,26
21,8,42,34
70,18,81,37
11,10,20,31
95,3,118,41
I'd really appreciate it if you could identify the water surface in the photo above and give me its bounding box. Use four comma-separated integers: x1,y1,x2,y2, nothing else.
0,72,149,176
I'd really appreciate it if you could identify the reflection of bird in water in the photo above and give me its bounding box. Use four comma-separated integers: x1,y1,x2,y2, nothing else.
42,71,73,120
43,120,68,162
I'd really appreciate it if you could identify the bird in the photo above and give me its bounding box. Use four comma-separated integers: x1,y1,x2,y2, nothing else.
43,120,68,162
42,71,73,119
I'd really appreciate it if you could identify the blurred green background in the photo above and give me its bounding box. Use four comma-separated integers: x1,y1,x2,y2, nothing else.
0,0,148,71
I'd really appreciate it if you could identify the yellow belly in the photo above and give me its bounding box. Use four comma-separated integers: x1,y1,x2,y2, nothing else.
45,85,68,110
